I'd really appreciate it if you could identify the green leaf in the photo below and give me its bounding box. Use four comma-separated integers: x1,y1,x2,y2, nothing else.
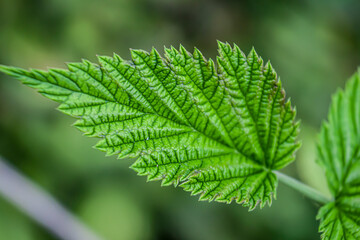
317,70,360,239
317,203,360,240
0,42,300,209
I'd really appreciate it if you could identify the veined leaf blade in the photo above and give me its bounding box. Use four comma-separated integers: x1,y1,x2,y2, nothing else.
0,42,299,209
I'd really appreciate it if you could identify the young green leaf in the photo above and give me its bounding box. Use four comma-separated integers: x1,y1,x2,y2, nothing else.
317,70,360,239
0,42,300,209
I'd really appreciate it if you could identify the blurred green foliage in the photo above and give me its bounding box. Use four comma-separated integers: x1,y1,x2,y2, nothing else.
0,0,360,239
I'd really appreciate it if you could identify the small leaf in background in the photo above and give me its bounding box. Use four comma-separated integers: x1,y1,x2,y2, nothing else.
317,70,360,239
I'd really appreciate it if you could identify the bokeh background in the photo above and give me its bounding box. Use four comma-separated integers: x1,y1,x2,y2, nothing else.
0,0,360,239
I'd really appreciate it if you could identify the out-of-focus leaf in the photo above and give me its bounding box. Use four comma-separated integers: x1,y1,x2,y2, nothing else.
317,70,360,239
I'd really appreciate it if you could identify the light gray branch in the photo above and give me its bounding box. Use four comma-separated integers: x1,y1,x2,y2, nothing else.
0,156,103,240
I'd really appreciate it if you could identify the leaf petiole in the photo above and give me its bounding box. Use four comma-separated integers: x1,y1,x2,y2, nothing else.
274,171,332,205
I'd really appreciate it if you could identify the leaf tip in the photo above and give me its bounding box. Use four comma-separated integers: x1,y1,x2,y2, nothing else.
179,44,190,56
0,64,24,77
130,48,147,59
0,64,8,72
97,54,111,63
217,40,228,51
249,46,257,54
193,47,204,58
216,39,226,47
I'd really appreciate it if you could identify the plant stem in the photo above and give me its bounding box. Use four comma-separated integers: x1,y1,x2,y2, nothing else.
0,156,103,240
274,171,331,205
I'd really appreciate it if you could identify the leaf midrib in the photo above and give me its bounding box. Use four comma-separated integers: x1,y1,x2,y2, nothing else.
219,48,265,163
167,49,237,149
100,56,262,160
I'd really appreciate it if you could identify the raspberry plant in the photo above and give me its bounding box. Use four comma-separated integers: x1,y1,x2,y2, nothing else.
0,41,359,239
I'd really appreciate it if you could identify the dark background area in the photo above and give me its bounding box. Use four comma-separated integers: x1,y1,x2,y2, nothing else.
0,0,359,239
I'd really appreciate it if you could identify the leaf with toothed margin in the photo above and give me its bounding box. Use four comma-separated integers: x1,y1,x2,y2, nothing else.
316,70,360,239
0,41,299,210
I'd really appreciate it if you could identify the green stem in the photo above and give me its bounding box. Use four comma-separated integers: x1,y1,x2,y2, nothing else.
274,171,331,205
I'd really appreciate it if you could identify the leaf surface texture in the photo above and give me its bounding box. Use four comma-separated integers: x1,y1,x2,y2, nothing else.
0,42,299,209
